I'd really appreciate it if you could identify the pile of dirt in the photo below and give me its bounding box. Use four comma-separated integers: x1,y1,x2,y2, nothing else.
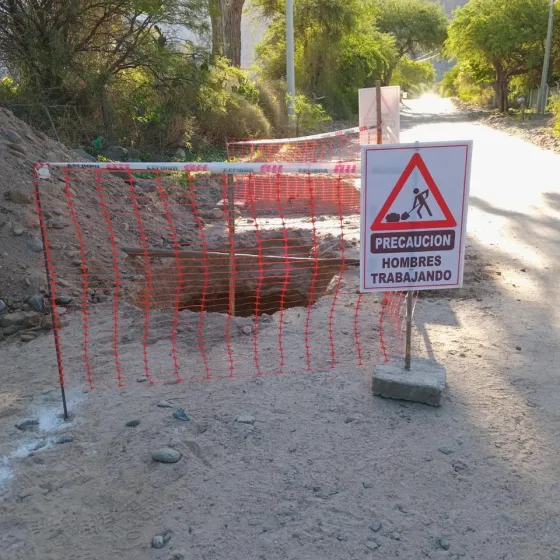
0,107,351,343
0,107,80,339
0,108,224,342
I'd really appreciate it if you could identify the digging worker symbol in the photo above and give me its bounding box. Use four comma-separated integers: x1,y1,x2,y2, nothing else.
385,187,432,223
410,188,432,219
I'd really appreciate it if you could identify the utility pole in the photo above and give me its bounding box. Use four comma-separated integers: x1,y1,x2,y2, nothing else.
286,0,296,117
538,0,555,114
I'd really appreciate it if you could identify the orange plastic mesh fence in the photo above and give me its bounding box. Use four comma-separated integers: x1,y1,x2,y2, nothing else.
33,162,409,390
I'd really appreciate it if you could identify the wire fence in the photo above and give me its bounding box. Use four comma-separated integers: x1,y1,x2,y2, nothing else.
33,161,409,391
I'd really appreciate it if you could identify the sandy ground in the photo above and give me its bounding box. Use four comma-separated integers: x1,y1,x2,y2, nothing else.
1,97,560,560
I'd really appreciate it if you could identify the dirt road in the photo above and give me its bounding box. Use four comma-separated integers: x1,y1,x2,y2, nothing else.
1,97,559,560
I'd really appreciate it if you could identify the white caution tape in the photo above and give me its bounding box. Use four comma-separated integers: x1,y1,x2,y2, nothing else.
36,161,361,177
228,125,378,146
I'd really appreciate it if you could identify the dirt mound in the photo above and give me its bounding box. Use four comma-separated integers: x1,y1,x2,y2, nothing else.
0,108,222,342
0,107,78,318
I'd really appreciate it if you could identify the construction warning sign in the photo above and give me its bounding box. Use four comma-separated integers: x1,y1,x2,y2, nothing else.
360,141,473,292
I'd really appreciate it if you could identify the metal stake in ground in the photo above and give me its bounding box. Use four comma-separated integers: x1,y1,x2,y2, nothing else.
33,165,69,420
405,291,413,370
376,80,382,145
227,174,236,317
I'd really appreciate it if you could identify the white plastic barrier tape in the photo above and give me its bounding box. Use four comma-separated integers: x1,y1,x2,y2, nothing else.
227,125,378,146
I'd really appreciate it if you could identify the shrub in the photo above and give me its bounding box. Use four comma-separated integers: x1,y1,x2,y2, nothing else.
196,94,272,143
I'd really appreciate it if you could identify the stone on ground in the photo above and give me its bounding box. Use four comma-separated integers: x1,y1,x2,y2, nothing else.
152,448,182,464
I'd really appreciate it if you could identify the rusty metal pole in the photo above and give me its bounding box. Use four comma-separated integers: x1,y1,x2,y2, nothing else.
33,165,69,419
376,80,383,145
405,291,413,370
227,174,236,316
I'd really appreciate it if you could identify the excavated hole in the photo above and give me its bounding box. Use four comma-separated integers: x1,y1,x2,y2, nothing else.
136,229,345,317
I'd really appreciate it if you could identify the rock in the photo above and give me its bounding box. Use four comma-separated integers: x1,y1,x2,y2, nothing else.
55,296,73,306
27,238,44,252
137,377,149,383
236,414,255,425
135,180,157,193
1,312,26,328
157,400,174,408
200,208,224,220
370,520,382,532
12,224,24,236
151,529,173,548
438,446,455,455
47,219,68,230
29,440,48,452
5,190,33,204
515,345,522,351
20,332,38,342
438,537,450,550
152,448,182,463
16,418,39,431
52,435,73,444
7,142,26,155
170,554,185,560
345,416,356,424
366,541,379,551
54,306,67,316
3,325,21,335
5,129,22,143
106,146,129,161
28,294,45,313
0,299,6,313
363,481,374,489
125,420,141,427
242,325,252,335
127,147,141,161
173,408,191,422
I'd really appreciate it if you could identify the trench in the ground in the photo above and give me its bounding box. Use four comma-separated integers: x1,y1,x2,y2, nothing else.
141,229,345,317
178,288,315,317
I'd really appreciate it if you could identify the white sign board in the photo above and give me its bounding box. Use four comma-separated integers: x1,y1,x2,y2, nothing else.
359,86,401,144
360,141,473,292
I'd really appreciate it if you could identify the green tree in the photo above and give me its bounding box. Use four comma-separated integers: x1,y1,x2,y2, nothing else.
255,0,393,116
446,0,550,112
391,57,436,95
374,0,448,85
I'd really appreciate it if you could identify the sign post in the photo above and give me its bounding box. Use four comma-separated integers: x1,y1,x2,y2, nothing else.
361,140,473,405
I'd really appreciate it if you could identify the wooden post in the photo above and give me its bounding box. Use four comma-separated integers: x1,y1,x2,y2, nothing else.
227,174,236,316
376,80,383,145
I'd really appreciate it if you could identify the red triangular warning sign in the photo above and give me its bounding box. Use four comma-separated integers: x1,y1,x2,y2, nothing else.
370,153,457,231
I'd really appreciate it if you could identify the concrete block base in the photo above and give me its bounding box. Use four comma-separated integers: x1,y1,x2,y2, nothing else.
372,358,446,407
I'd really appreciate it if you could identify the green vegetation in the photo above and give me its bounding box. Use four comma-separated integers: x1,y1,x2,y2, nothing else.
0,0,446,155
444,0,552,112
374,0,447,85
255,0,446,118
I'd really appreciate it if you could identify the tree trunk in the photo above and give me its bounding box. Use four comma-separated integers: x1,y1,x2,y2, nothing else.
494,68,509,113
209,0,244,66
382,64,395,87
